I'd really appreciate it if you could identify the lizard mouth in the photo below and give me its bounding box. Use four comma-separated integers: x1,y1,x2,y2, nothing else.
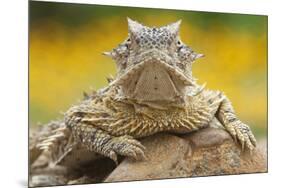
110,49,195,87
110,50,195,106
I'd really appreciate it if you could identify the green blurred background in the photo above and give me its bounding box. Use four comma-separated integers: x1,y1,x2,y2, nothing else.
29,1,267,138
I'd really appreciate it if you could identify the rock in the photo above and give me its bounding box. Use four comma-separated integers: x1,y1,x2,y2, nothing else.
67,176,95,185
105,127,267,182
29,165,76,187
29,157,116,187
30,126,267,186
68,157,116,184
29,174,68,187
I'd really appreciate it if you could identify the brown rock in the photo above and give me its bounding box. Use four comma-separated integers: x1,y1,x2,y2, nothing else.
29,174,68,187
29,157,116,187
105,127,267,182
106,133,191,182
67,176,96,185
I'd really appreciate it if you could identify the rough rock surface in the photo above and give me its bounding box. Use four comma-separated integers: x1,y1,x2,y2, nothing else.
105,127,267,182
29,157,116,187
29,127,267,186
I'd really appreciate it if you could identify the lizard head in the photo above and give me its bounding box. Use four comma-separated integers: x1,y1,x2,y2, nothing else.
104,18,203,108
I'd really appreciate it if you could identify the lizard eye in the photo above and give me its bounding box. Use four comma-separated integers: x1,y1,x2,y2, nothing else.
178,45,191,55
126,38,131,45
115,44,128,55
124,38,132,49
176,40,186,54
177,45,192,62
177,45,204,63
176,40,183,48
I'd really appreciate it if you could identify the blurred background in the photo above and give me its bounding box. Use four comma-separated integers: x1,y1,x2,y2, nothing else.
29,1,267,138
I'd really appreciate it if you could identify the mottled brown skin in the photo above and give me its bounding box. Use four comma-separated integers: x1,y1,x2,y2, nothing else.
31,18,256,166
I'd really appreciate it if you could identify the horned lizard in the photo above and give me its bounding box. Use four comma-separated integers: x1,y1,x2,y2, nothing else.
30,18,257,171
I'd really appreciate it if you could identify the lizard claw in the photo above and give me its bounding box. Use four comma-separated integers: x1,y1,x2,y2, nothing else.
225,120,256,152
109,135,146,161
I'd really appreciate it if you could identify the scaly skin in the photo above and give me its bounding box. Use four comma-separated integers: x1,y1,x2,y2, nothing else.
31,18,256,167
64,85,256,164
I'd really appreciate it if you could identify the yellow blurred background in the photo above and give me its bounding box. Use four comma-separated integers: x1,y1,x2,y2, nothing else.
29,2,267,137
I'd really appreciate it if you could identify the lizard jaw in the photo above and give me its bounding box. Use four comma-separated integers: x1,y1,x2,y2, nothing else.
110,49,195,87
111,56,194,106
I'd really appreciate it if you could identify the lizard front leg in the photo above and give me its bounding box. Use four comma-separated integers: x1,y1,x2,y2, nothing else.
64,110,146,164
207,91,257,151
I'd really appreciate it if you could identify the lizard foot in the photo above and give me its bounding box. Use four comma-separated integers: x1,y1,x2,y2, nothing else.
225,120,257,151
106,135,146,164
